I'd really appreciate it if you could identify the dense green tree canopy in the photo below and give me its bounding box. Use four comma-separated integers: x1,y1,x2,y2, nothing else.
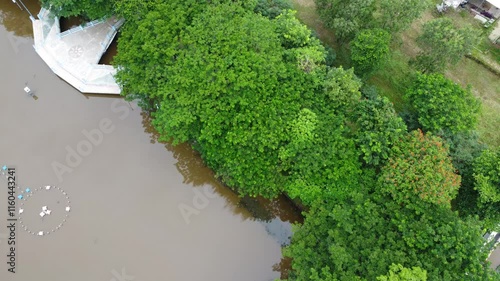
275,10,327,77
414,17,477,73
351,94,407,167
320,66,362,114
149,4,321,197
350,28,391,76
314,0,375,41
376,264,427,281
114,1,210,108
284,191,496,280
254,0,291,19
441,131,486,221
405,73,481,134
379,130,460,208
473,149,500,230
376,0,431,34
40,0,115,19
279,108,363,205
314,0,430,42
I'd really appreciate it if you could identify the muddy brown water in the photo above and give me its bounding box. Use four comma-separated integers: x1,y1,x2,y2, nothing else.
0,1,302,280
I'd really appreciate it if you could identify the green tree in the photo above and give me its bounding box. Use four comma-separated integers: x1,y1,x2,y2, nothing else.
350,28,391,76
284,191,496,280
440,131,486,220
150,4,317,197
314,0,375,42
413,17,477,73
473,149,500,230
274,10,312,48
279,109,363,205
274,10,326,76
405,73,481,134
254,0,291,19
377,264,427,281
351,94,407,167
376,0,431,34
40,0,115,19
379,130,460,208
114,1,213,108
321,66,362,114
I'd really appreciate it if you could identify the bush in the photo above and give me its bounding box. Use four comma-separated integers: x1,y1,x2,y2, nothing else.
350,28,391,76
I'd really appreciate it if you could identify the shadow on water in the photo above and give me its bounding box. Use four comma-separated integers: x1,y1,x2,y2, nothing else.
82,93,123,99
0,0,40,36
274,256,293,280
99,32,118,65
140,111,303,257
59,15,84,32
140,110,304,221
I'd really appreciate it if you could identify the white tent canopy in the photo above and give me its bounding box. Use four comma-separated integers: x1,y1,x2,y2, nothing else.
488,0,500,9
444,0,462,8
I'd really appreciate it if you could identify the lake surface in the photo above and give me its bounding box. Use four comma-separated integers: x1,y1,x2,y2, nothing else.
0,1,301,280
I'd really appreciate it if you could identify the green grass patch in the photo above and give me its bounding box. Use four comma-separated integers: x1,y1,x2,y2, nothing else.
477,36,500,63
477,102,500,148
369,51,414,112
445,58,500,147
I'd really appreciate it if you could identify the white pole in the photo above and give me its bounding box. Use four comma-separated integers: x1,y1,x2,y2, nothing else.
15,0,35,19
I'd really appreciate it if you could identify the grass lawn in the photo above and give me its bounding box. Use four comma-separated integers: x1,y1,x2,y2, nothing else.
446,59,500,147
290,0,500,148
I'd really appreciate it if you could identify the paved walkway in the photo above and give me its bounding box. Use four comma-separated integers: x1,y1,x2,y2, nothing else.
32,8,124,94
489,21,500,44
490,245,500,271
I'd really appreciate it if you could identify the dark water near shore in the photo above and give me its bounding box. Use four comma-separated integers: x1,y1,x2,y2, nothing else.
0,1,301,280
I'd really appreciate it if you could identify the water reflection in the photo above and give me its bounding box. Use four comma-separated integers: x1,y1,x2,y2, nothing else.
139,113,303,276
0,0,39,36
141,113,302,217
140,111,303,256
273,256,293,280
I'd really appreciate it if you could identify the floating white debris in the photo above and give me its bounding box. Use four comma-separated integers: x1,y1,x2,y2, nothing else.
39,211,46,218
19,209,24,214
65,206,71,212
42,206,48,211
45,209,52,215
38,231,44,236
45,186,51,190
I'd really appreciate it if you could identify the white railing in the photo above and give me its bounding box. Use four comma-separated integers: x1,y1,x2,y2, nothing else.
59,25,83,38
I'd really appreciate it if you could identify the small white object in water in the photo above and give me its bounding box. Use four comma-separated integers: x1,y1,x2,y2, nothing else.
42,206,48,211
23,87,31,93
45,186,51,190
39,212,46,218
38,231,44,236
65,206,71,212
19,209,24,214
45,209,52,215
